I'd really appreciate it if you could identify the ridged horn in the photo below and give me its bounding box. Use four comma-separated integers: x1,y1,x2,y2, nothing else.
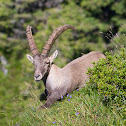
26,25,39,57
41,24,76,57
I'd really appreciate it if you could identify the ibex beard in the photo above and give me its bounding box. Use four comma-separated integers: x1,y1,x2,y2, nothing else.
26,24,106,109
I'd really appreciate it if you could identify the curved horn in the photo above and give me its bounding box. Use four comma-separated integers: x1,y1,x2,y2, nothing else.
26,25,39,57
42,24,76,57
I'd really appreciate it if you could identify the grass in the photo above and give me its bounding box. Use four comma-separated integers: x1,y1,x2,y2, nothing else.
11,84,125,126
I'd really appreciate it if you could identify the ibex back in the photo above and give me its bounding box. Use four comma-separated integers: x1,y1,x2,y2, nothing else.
26,24,105,109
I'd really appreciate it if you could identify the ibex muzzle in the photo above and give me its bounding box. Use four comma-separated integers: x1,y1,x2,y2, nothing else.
26,24,105,109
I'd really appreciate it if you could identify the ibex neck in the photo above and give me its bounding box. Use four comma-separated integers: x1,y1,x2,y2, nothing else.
42,64,60,86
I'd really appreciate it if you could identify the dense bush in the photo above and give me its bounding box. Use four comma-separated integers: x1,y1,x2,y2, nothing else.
87,48,126,110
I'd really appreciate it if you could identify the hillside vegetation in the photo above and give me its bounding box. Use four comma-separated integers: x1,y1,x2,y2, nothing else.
0,0,126,125
14,85,125,126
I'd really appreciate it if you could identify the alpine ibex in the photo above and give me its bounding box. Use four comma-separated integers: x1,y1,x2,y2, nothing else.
26,24,105,109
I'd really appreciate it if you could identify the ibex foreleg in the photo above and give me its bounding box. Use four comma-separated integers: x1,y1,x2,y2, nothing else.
40,89,48,101
40,88,67,108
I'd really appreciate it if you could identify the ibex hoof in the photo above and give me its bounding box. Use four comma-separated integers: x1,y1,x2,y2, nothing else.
36,106,46,111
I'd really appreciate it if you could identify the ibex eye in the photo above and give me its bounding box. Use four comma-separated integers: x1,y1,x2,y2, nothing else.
45,59,50,64
46,61,50,64
33,61,35,64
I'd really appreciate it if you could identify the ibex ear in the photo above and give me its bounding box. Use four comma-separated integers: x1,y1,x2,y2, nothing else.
26,54,33,63
49,50,58,63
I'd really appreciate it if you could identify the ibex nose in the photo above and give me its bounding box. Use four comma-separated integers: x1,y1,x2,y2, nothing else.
34,74,40,78
34,73,42,81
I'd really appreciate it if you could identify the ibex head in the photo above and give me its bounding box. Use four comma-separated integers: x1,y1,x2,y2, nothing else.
26,25,76,81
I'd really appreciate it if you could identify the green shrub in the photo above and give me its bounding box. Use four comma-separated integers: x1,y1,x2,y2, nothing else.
87,48,126,110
